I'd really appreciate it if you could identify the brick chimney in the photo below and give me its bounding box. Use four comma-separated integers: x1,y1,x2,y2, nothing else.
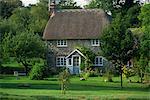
49,0,56,17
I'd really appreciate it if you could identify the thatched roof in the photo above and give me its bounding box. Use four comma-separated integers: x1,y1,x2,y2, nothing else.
43,9,110,40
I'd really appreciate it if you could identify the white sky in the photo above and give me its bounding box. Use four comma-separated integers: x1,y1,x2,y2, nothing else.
21,0,90,7
21,0,145,7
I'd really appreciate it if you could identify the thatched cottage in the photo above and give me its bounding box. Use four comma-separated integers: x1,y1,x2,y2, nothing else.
43,3,110,74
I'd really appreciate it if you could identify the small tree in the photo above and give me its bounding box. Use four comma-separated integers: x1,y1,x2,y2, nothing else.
58,69,70,94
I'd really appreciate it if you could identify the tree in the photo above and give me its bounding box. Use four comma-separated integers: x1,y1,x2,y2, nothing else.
9,7,31,33
100,14,136,88
57,0,81,9
2,31,46,74
29,1,49,36
0,0,23,18
86,0,140,17
133,4,150,83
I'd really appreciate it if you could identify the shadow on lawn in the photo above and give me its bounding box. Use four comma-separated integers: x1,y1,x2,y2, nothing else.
0,82,149,92
1,92,70,100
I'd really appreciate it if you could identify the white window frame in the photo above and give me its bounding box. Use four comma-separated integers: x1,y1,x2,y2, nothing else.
91,39,100,46
94,56,103,66
67,58,72,66
56,56,66,67
57,40,67,47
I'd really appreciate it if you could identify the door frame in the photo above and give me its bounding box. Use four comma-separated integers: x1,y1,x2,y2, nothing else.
72,55,81,74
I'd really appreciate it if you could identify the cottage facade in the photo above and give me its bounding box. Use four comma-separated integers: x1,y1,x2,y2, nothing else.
43,9,110,74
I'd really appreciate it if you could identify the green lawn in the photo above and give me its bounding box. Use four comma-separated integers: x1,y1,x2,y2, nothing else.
0,75,149,100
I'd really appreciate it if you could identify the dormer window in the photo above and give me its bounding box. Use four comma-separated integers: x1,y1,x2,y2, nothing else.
91,39,100,46
57,40,67,47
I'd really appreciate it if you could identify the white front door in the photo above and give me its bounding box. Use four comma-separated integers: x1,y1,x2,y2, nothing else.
73,56,80,74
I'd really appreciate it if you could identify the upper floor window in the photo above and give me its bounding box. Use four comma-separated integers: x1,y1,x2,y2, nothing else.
56,56,66,67
94,56,103,66
57,40,67,47
91,39,100,46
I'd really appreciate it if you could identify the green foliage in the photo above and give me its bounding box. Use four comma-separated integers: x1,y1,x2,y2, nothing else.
0,1,49,37
100,14,136,87
0,0,23,18
58,69,70,94
86,0,139,17
122,65,135,79
9,8,31,32
124,4,141,28
29,1,49,36
57,0,81,9
81,72,90,80
0,18,16,40
29,64,47,80
76,46,96,69
2,31,46,74
138,4,150,28
101,14,135,65
132,4,150,83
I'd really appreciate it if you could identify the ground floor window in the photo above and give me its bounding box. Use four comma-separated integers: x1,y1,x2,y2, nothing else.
94,56,103,66
56,56,66,67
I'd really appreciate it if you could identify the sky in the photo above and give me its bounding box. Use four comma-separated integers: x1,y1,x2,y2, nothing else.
21,0,146,7
21,0,90,7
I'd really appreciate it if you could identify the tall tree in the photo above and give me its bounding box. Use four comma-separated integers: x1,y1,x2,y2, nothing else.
100,14,136,88
29,1,49,36
86,0,140,17
135,4,150,82
9,7,31,32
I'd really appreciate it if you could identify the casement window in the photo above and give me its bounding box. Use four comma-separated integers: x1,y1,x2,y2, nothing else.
94,56,103,66
68,58,72,66
57,40,67,47
56,57,66,67
91,39,100,46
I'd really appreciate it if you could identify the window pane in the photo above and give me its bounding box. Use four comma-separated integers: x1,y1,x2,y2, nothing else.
64,58,66,65
95,58,99,64
99,58,102,64
64,40,66,45
61,40,63,45
57,40,60,45
96,40,99,44
68,59,71,65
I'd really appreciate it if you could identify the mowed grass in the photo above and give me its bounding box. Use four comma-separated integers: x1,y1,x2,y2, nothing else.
0,75,150,100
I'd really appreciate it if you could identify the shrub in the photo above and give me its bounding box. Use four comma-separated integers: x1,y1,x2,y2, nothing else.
29,64,47,80
89,70,99,77
80,71,90,80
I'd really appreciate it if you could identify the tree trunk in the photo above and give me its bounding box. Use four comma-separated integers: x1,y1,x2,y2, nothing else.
121,71,123,88
24,64,28,75
140,70,143,83
120,65,123,88
19,60,28,75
